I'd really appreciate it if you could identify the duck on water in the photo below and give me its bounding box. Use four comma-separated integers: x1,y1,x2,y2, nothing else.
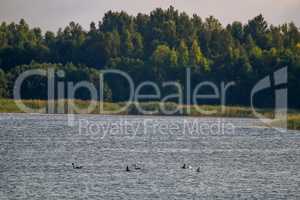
126,164,142,172
182,164,201,172
72,163,83,169
181,164,192,169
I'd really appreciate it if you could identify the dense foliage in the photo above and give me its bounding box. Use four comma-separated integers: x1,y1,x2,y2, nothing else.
0,7,299,108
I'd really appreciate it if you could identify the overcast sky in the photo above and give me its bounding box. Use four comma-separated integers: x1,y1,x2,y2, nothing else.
0,0,299,31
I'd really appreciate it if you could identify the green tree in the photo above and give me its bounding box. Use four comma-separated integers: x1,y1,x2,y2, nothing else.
170,48,178,67
227,21,244,42
152,44,178,80
122,29,134,57
177,40,189,67
132,32,144,58
152,45,172,66
205,16,222,32
190,40,210,71
0,69,7,97
245,14,269,48
0,8,299,108
104,31,121,59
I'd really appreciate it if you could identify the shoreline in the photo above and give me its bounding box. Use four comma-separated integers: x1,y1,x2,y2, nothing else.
0,99,299,130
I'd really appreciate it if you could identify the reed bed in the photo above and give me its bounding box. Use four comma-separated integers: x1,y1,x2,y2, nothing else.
0,99,299,130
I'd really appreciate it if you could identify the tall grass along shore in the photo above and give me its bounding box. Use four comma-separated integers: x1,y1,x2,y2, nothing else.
0,99,299,130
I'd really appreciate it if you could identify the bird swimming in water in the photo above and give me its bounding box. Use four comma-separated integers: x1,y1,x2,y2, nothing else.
126,166,131,172
72,163,83,169
182,164,193,170
133,164,141,170
196,167,201,172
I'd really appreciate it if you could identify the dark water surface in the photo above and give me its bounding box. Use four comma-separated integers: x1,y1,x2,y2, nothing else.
0,114,299,199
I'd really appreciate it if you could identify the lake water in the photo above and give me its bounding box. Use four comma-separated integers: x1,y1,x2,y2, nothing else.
0,114,299,199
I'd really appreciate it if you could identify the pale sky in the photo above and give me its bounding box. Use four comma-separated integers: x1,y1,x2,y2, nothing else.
0,0,299,31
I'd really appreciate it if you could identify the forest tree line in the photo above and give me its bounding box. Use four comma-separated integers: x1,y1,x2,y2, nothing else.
0,7,299,108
